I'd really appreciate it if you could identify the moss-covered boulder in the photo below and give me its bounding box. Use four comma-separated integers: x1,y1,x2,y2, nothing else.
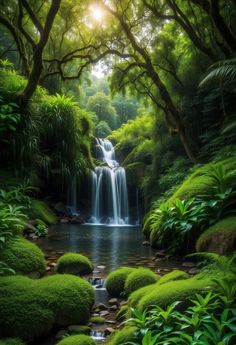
107,327,137,345
196,217,236,254
0,274,94,341
31,199,57,225
105,267,136,297
0,339,25,345
0,237,46,275
136,277,213,311
57,335,96,345
158,270,190,285
56,253,93,276
124,268,160,295
89,316,106,324
128,283,159,308
67,325,91,335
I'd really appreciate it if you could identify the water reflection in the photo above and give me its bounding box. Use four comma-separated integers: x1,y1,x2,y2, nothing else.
38,224,154,272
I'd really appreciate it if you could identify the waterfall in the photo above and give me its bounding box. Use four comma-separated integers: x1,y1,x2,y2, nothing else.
90,138,129,225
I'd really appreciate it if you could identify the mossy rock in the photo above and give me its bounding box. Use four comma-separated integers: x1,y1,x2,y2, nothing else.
105,267,136,297
158,270,190,285
31,199,57,225
67,325,91,335
56,253,93,276
0,339,25,345
196,217,236,255
124,268,160,295
57,335,96,345
128,283,159,308
0,237,46,275
107,326,137,345
137,277,214,311
0,274,94,341
89,316,106,324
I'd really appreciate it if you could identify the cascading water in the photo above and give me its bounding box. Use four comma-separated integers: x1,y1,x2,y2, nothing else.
90,138,129,225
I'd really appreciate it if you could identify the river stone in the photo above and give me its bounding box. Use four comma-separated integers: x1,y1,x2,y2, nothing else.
110,305,118,311
96,303,108,311
108,298,118,305
104,327,116,336
182,261,196,267
142,241,150,246
97,265,106,270
100,310,110,317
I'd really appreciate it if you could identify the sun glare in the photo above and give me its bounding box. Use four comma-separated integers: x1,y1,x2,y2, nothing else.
90,5,104,22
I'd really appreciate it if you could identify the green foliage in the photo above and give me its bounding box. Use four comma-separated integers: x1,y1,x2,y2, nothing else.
124,286,236,345
30,200,57,225
116,305,129,321
67,325,91,335
0,274,94,341
105,267,136,297
200,58,236,87
56,253,93,276
0,97,21,139
107,327,138,345
124,268,160,296
196,217,236,254
35,223,48,237
0,261,15,277
94,120,112,138
158,270,190,285
0,237,46,275
56,335,96,345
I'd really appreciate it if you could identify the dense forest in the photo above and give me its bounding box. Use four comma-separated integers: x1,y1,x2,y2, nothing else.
0,1,236,344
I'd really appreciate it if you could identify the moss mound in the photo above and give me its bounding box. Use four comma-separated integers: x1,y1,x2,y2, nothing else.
128,283,159,308
0,237,46,275
107,327,137,345
67,325,91,335
56,253,93,276
31,199,57,225
0,339,25,345
57,335,96,345
89,316,106,324
124,268,160,295
137,277,213,311
196,217,236,254
105,267,136,297
0,274,94,341
158,270,190,285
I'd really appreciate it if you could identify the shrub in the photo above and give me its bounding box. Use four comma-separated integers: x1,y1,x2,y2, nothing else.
0,237,46,275
56,253,93,276
56,335,96,345
107,326,137,345
158,270,189,285
105,267,136,297
0,274,94,341
196,217,236,254
30,200,57,225
137,277,214,311
124,268,160,295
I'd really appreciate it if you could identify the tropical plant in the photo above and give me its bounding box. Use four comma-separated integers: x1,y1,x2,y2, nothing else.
35,223,48,237
199,58,236,87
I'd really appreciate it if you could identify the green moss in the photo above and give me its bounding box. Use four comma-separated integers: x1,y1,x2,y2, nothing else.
107,327,137,345
0,339,25,345
57,335,96,345
196,217,236,254
56,253,93,276
124,268,160,295
128,283,159,308
67,325,91,335
158,270,190,285
105,267,136,297
137,277,214,311
31,199,57,225
0,274,94,341
89,316,106,324
0,237,46,274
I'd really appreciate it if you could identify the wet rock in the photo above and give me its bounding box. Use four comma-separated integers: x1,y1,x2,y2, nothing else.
97,265,106,270
96,284,103,289
46,266,51,272
71,216,84,224
55,330,68,340
108,298,118,305
28,234,38,240
155,250,166,258
96,303,108,311
188,268,199,275
120,301,127,306
182,261,196,267
92,313,100,317
110,305,118,311
24,222,37,234
106,320,116,324
100,310,110,317
60,218,69,223
142,241,150,246
104,327,115,336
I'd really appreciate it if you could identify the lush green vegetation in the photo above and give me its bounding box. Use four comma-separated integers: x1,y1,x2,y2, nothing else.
57,335,96,345
56,253,93,276
105,267,136,297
